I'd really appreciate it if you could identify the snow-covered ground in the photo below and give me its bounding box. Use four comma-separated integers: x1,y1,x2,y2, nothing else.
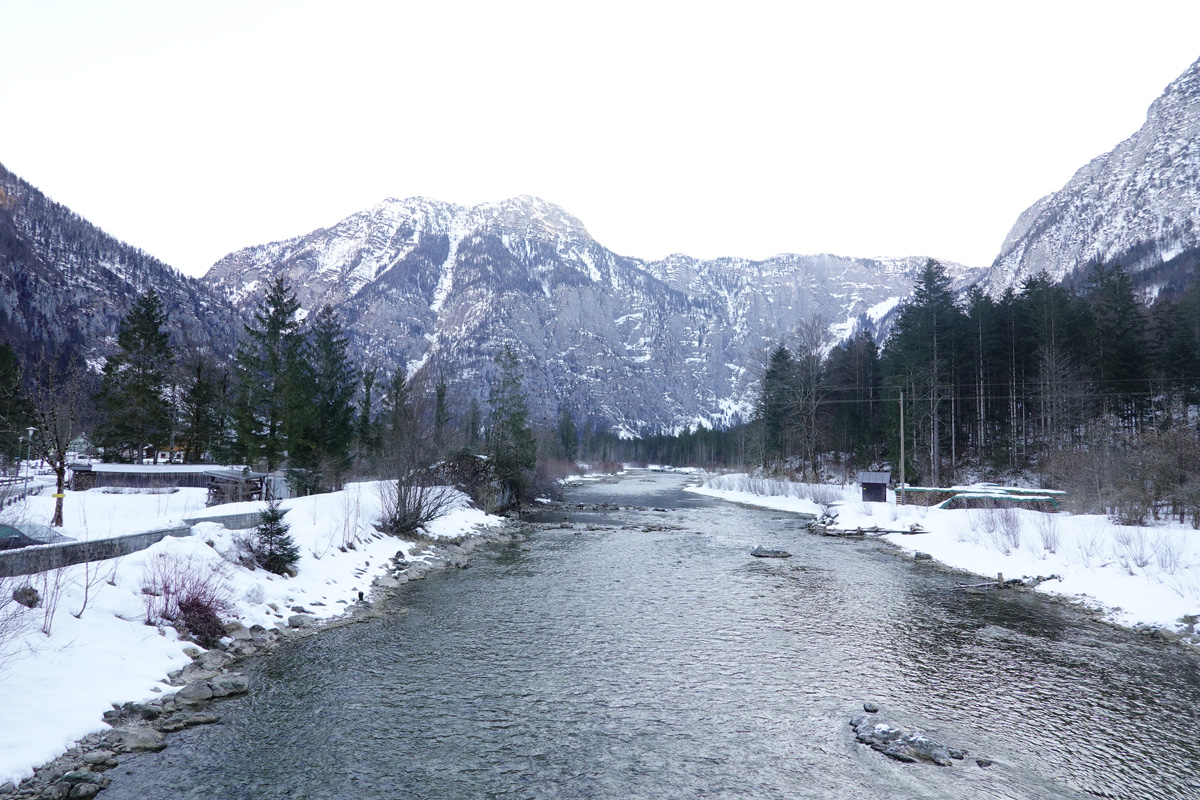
0,483,502,787
689,473,1200,638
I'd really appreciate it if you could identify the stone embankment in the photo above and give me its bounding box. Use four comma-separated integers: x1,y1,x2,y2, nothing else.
0,524,516,800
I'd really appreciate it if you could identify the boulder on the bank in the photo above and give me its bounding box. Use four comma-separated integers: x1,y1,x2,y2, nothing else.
176,680,214,704
210,674,250,697
288,614,315,628
850,714,964,766
107,728,165,753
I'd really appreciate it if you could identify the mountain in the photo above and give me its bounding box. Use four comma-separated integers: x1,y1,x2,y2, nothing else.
204,196,981,432
0,162,242,367
988,55,1200,299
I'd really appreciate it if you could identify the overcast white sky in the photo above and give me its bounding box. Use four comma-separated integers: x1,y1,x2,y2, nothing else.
2,1,1199,278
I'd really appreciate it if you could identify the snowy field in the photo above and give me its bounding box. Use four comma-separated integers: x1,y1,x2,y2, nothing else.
689,473,1200,639
0,483,502,787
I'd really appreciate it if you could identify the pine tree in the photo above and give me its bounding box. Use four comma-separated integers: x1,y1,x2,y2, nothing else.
883,259,967,484
251,499,300,575
467,398,481,450
0,342,33,467
557,406,578,461
305,305,358,489
434,377,449,456
177,354,220,464
357,367,377,455
234,277,305,472
487,347,537,504
1085,262,1149,423
760,344,797,464
93,289,174,462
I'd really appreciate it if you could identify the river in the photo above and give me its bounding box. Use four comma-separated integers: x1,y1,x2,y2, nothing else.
101,471,1200,799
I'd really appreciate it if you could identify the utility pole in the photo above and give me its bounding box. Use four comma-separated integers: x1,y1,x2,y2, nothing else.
898,392,905,506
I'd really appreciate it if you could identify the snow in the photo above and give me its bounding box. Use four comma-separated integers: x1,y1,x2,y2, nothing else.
689,474,1200,637
0,483,502,787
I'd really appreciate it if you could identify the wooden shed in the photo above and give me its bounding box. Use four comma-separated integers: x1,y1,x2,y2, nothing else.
858,471,891,503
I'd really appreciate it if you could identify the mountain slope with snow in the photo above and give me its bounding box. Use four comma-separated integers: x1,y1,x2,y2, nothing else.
205,198,981,431
0,162,242,365
988,55,1200,298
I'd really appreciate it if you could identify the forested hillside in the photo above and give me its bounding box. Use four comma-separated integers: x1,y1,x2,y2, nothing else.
0,163,241,366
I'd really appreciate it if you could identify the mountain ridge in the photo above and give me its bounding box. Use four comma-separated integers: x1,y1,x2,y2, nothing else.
988,54,1200,298
203,195,982,431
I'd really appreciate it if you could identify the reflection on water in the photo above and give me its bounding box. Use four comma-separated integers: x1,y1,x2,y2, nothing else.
103,472,1200,800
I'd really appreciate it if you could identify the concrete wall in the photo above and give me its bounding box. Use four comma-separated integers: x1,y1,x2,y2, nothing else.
0,526,191,578
184,512,264,531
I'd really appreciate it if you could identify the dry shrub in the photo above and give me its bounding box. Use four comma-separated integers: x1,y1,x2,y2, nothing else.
1113,528,1153,574
378,478,458,537
1035,514,1061,554
0,576,35,676
1072,525,1106,568
1153,532,1186,575
141,552,233,642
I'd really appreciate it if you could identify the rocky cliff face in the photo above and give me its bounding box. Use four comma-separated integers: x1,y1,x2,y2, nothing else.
205,196,980,431
0,162,241,367
988,56,1200,299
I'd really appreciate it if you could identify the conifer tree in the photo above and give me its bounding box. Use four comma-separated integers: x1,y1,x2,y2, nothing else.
557,406,578,461
487,347,537,503
0,343,32,467
93,289,174,462
306,305,358,489
177,354,219,463
251,499,300,575
234,277,305,471
760,344,797,464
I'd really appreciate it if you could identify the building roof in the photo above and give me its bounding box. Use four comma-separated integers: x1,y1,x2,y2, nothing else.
858,471,892,484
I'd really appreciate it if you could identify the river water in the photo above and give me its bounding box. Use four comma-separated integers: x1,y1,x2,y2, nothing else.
103,471,1200,799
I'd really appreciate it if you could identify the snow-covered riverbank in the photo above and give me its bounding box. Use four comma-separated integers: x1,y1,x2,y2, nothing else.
688,474,1200,641
0,483,502,788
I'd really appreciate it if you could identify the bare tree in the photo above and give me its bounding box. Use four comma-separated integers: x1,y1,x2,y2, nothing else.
789,316,829,480
25,351,89,527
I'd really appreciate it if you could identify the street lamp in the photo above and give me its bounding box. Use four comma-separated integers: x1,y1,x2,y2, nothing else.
23,426,36,499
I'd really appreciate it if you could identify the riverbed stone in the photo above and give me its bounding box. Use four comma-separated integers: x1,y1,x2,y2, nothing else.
863,702,880,713
157,714,221,733
179,663,218,683
176,680,214,704
58,774,98,787
79,752,112,767
288,614,315,628
67,786,100,799
108,728,165,753
195,649,234,670
210,674,250,697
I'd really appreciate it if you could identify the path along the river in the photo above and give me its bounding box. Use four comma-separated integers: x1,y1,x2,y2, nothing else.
101,471,1200,799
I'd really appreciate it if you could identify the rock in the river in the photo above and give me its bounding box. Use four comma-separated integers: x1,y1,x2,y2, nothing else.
863,702,880,713
750,546,791,558
850,714,959,766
